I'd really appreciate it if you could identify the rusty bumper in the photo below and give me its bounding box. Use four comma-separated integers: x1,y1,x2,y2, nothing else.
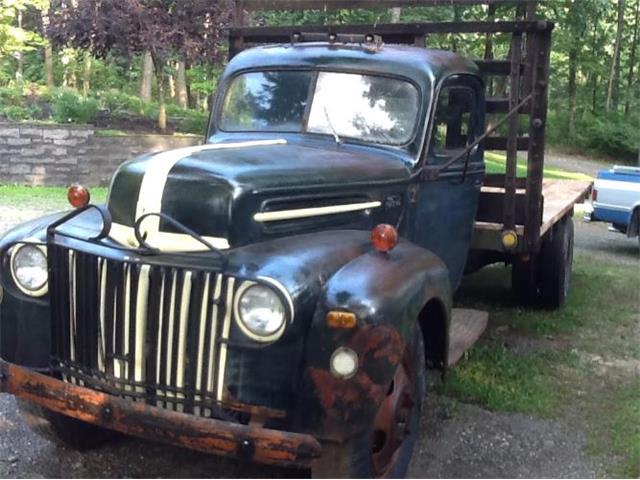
0,359,321,469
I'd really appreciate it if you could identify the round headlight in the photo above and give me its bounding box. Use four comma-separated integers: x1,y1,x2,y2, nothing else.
11,244,48,296
235,283,287,341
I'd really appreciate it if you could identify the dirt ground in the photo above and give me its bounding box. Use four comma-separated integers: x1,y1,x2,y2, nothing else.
0,153,638,479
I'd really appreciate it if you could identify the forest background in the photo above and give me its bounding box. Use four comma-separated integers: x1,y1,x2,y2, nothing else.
0,0,638,162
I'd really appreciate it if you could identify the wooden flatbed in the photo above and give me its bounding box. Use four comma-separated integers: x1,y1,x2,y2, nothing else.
472,179,592,252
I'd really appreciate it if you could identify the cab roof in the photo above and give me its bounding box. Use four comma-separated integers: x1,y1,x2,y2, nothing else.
224,42,480,86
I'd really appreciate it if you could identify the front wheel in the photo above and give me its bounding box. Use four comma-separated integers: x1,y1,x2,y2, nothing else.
315,329,426,478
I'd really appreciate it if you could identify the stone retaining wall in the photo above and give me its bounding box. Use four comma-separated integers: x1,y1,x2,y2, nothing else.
0,123,202,186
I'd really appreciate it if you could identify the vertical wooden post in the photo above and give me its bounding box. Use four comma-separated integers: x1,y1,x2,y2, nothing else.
503,32,522,232
229,0,246,60
524,25,552,251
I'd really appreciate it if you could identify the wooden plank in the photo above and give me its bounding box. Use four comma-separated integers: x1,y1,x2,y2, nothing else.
448,309,489,367
486,97,530,113
472,180,592,252
230,21,551,38
504,32,523,231
476,60,524,76
476,190,528,224
523,28,551,251
539,179,592,237
483,136,529,151
242,0,526,12
483,173,527,189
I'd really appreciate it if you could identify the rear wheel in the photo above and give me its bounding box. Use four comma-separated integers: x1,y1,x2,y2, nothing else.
314,329,425,478
511,215,574,310
540,215,574,309
17,399,115,450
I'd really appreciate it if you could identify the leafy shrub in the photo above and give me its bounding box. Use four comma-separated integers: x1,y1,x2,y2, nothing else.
547,110,639,162
51,89,99,124
0,87,23,106
0,105,32,121
176,110,209,135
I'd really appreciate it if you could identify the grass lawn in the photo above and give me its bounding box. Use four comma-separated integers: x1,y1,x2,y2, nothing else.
484,151,593,181
0,185,108,210
445,252,640,477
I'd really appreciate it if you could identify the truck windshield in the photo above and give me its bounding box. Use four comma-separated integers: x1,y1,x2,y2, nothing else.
219,70,420,146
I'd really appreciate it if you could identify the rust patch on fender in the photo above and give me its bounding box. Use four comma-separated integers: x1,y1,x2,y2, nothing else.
309,324,405,436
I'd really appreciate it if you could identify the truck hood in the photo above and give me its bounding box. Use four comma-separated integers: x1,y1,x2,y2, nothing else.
107,139,411,249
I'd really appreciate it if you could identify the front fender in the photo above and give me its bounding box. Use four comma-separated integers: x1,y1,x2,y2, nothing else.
294,240,451,441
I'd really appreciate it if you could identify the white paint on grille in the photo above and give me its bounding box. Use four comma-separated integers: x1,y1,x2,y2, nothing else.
217,277,235,402
175,271,193,413
98,258,107,373
165,270,178,410
206,274,223,415
156,274,166,408
68,251,77,367
194,273,211,417
134,265,151,393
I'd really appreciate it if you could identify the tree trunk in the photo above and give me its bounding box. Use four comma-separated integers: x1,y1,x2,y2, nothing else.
168,71,176,100
484,3,496,96
15,10,23,83
151,53,167,131
157,73,167,132
41,9,54,89
390,7,401,23
82,53,91,97
451,6,462,52
176,60,188,109
140,51,154,102
606,0,625,112
625,0,640,114
590,21,598,114
44,44,54,88
568,47,577,136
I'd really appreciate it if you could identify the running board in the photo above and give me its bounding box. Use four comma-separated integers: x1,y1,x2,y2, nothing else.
448,308,489,367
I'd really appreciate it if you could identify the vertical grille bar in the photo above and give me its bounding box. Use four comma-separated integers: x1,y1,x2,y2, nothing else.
97,258,107,373
217,277,235,402
192,272,210,416
145,265,162,405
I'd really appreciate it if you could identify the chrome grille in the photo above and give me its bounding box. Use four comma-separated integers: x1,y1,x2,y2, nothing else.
49,244,235,417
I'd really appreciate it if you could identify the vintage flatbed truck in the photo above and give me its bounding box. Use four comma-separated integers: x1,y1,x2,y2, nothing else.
0,1,592,477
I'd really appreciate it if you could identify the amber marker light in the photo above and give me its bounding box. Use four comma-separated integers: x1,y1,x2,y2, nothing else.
327,311,358,329
67,184,90,208
501,230,519,250
371,224,398,253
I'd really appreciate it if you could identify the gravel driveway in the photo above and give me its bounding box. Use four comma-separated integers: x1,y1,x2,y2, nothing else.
0,151,636,478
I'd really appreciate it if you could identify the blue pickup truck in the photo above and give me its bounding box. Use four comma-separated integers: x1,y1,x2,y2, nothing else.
585,165,640,243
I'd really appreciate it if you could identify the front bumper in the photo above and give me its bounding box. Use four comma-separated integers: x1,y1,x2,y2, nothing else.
0,359,322,469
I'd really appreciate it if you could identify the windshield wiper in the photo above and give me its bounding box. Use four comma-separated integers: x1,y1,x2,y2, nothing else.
323,106,342,145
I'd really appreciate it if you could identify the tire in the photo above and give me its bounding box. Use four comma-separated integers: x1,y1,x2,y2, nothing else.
540,215,574,309
314,328,426,478
17,399,116,450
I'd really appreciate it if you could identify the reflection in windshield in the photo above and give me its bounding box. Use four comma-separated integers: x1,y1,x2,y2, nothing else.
308,72,419,145
221,71,313,132
219,70,420,146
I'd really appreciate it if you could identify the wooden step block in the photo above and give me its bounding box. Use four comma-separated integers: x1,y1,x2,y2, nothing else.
448,308,489,367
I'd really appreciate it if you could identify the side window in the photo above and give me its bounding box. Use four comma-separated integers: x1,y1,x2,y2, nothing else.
429,84,478,164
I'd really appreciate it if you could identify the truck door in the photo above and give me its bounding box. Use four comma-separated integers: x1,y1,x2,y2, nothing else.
412,74,485,290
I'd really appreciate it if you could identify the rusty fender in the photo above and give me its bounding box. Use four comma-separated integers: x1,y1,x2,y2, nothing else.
0,359,321,468
296,240,451,441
